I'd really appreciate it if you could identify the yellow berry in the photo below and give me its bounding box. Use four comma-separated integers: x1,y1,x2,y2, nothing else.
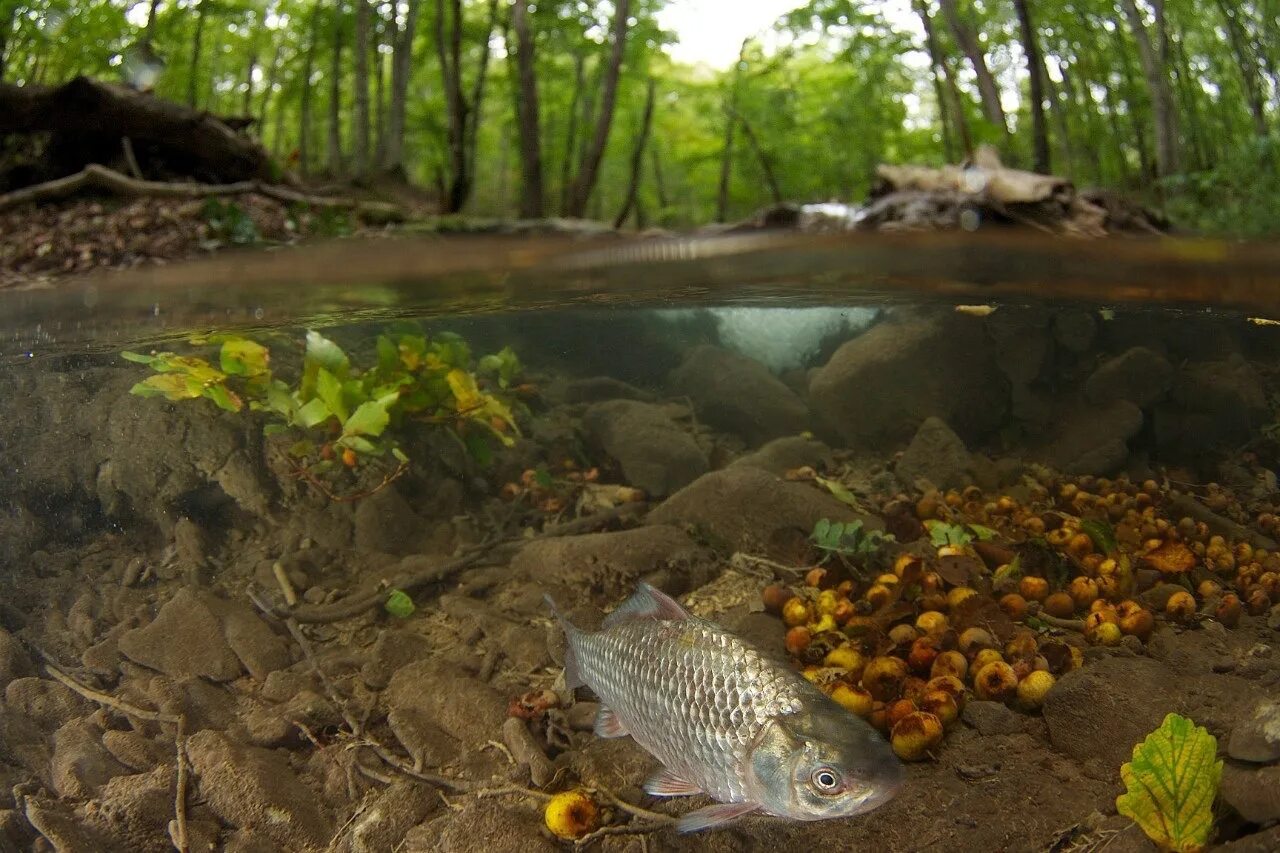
544,790,599,840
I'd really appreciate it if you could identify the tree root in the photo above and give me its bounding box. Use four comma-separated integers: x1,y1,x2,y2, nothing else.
0,162,404,223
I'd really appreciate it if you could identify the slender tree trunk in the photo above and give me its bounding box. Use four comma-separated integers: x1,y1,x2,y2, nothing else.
0,7,12,82
564,0,631,218
559,51,585,211
242,52,257,116
353,0,371,176
1011,0,1049,173
1106,23,1153,180
188,0,208,107
510,0,544,217
1169,30,1209,170
259,43,282,134
384,0,421,174
614,77,656,229
144,0,162,39
435,0,466,211
1056,56,1104,180
716,40,746,223
915,0,966,160
1215,0,1267,135
299,5,321,173
327,0,345,176
937,0,1008,136
373,8,386,164
463,0,501,195
650,146,668,219
1042,67,1075,176
729,107,782,204
1118,0,1179,176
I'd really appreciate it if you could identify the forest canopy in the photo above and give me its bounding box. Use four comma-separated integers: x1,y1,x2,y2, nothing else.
1,0,1277,234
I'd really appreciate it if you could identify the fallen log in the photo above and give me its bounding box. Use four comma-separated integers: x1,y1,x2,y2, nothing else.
0,76,270,183
0,163,404,223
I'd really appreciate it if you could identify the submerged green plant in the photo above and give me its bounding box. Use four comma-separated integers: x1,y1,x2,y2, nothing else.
122,327,523,492
810,518,894,566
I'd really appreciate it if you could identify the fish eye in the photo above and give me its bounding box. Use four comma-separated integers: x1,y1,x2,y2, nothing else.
811,767,842,793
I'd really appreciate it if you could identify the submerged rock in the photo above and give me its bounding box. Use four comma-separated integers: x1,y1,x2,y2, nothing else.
383,660,507,752
669,345,809,445
510,525,710,605
1084,346,1174,408
647,467,877,556
51,718,130,798
582,400,708,497
1228,700,1280,764
1038,399,1143,475
729,435,832,476
186,729,331,850
895,416,973,490
808,312,1004,448
1220,763,1280,824
1155,356,1269,458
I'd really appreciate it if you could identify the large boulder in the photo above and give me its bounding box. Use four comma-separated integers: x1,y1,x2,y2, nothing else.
1037,400,1143,475
669,345,809,445
808,312,1005,448
1084,346,1174,408
647,467,878,556
895,417,973,490
1154,356,1269,459
582,400,708,497
729,435,832,476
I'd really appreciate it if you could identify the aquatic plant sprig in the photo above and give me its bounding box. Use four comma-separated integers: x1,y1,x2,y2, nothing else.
122,327,524,496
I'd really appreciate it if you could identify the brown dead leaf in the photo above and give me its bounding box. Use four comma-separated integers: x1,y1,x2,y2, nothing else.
949,595,1017,642
935,554,985,587
1141,541,1196,575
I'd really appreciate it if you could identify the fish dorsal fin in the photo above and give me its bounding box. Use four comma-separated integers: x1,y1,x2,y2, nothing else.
644,767,702,797
593,704,629,738
603,582,690,629
676,801,759,833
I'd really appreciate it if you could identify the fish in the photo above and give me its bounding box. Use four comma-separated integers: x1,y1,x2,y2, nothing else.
545,582,904,833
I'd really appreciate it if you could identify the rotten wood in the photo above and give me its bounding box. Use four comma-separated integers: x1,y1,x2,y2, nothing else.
0,76,270,182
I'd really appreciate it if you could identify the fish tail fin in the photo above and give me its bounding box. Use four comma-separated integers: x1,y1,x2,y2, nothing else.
544,593,585,689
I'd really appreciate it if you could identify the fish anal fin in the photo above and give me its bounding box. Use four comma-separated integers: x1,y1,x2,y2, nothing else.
676,801,759,834
603,582,691,629
643,767,702,797
593,705,628,738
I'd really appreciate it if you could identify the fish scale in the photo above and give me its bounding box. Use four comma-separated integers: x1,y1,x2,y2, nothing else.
572,610,806,803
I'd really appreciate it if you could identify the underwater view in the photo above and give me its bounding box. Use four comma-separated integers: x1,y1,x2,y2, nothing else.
5,0,1280,850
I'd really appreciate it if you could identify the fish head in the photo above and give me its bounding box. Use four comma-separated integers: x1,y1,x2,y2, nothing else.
746,700,904,822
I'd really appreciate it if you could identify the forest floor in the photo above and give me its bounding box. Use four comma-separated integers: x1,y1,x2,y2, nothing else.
1,307,1278,852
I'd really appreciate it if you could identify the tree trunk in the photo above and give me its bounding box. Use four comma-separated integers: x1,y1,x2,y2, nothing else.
435,0,466,211
463,0,501,196
937,0,1008,136
650,146,668,219
144,0,162,39
1215,0,1267,135
354,0,371,176
299,4,322,174
242,52,258,117
559,52,585,211
1107,23,1153,179
384,0,421,174
716,40,746,224
564,0,631,218
1118,0,1179,176
188,0,208,107
259,43,282,138
1169,30,1209,170
730,107,782,205
327,0,345,176
614,77,656,230
915,0,968,160
510,0,544,218
373,8,385,164
1011,0,1049,173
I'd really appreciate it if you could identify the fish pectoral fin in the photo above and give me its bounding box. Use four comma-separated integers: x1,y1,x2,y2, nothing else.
676,801,760,834
593,705,629,738
643,767,702,797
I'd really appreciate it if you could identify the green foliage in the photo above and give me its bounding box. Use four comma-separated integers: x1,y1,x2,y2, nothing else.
924,520,974,548
1164,136,1280,238
811,518,895,564
200,199,260,246
1116,713,1222,852
384,589,416,619
1081,519,1119,555
123,327,523,474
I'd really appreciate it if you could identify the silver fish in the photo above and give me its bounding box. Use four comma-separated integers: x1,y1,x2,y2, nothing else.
546,582,903,833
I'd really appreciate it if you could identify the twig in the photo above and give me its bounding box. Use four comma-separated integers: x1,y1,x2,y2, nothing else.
0,162,405,221
282,617,363,734
42,661,189,852
729,552,805,579
44,661,180,724
592,787,676,825
289,458,409,504
1026,603,1085,633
